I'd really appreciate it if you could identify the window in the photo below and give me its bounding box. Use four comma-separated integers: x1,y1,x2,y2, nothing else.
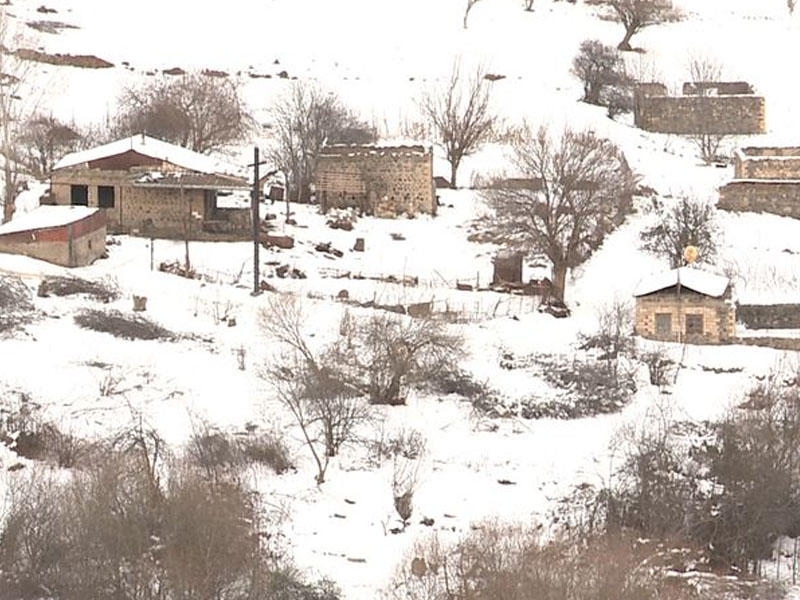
98,185,115,208
655,313,672,336
70,185,88,206
685,314,704,336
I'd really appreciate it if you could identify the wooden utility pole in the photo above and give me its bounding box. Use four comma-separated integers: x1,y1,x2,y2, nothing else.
252,147,261,296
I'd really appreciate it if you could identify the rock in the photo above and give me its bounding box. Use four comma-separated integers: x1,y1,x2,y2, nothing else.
132,295,147,312
353,237,365,252
261,234,294,249
337,289,350,300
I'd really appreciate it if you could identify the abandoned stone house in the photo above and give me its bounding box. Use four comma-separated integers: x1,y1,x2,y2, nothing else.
633,81,766,135
718,146,800,218
315,144,436,218
634,267,736,344
48,134,251,240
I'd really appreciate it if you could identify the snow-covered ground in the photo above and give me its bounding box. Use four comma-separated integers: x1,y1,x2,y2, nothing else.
2,0,800,597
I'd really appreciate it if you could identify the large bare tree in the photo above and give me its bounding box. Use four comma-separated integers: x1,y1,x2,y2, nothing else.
419,62,497,189
267,82,375,202
116,71,252,153
482,126,637,303
640,197,719,268
586,0,683,51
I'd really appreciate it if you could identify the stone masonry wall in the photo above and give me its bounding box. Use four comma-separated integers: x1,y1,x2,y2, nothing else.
634,94,766,135
733,149,800,179
718,181,800,218
316,146,435,217
737,304,800,329
635,290,736,343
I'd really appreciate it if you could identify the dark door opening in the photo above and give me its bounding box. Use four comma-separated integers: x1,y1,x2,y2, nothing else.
70,185,89,206
98,185,115,208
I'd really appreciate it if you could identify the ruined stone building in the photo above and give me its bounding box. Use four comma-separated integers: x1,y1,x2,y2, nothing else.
48,134,251,240
315,144,436,218
634,267,736,344
633,82,766,135
719,146,800,218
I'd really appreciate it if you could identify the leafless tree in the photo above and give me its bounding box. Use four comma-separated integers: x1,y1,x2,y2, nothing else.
685,54,729,164
17,114,82,177
586,0,684,51
463,0,484,27
523,0,535,10
571,39,630,106
579,298,634,381
788,0,797,15
267,82,376,203
419,62,497,188
640,196,719,268
482,126,637,304
0,8,36,223
116,71,252,153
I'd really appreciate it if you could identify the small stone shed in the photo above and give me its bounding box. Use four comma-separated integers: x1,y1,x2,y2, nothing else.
315,144,436,217
0,206,106,267
718,146,800,218
48,134,251,239
634,267,736,344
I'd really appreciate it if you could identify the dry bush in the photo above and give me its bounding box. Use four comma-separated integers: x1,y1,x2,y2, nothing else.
641,348,676,386
240,431,293,474
40,275,119,302
0,275,35,334
187,426,293,480
74,308,176,341
571,39,630,107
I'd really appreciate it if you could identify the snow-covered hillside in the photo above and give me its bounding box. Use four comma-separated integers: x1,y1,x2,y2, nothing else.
2,0,800,598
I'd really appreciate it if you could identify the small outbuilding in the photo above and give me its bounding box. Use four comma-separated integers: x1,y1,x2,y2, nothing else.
0,206,106,267
634,267,736,344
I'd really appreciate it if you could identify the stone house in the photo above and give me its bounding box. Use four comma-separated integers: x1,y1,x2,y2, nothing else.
718,146,800,218
48,134,251,239
0,206,106,267
634,267,736,344
633,81,765,135
315,144,436,217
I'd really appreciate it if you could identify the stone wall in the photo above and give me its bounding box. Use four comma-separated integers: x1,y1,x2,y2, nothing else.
733,148,800,179
635,289,736,343
633,82,766,135
718,181,800,218
316,145,435,217
737,304,800,329
682,81,754,96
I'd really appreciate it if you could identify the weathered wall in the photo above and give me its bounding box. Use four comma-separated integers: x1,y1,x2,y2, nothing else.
635,289,736,343
737,304,800,329
0,211,106,267
733,149,800,179
316,145,436,217
718,181,800,218
682,81,754,96
634,94,766,135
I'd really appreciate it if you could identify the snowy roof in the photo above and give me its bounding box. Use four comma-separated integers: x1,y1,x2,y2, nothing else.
634,267,730,298
0,206,100,236
52,134,238,176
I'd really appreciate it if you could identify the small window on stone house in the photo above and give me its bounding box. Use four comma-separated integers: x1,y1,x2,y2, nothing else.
655,313,672,336
685,313,704,336
98,186,115,208
70,185,88,206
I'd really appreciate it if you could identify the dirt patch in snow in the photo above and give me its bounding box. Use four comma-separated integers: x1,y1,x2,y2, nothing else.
15,48,113,68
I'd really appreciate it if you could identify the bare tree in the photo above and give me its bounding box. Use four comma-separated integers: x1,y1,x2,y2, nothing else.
579,298,634,381
463,0,484,28
788,0,797,15
0,8,35,223
685,54,729,164
419,62,497,189
586,0,683,51
571,39,629,106
17,114,82,177
482,126,637,304
116,71,252,153
687,53,723,85
523,0,535,10
640,197,719,268
267,82,375,202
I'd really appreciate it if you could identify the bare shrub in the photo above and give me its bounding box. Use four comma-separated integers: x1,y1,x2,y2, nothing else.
641,348,675,386
0,274,35,333
40,275,119,302
419,61,497,188
74,308,176,340
789,0,797,15
239,431,293,474
571,39,629,106
579,298,635,380
481,126,637,303
690,133,728,164
687,53,724,85
640,197,720,268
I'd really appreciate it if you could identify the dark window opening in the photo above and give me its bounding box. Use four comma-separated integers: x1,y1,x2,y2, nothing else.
98,185,115,208
70,185,88,206
685,314,704,336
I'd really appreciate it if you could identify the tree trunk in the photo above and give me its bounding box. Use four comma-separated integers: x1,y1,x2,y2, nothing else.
449,159,459,190
551,262,568,303
617,28,635,51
